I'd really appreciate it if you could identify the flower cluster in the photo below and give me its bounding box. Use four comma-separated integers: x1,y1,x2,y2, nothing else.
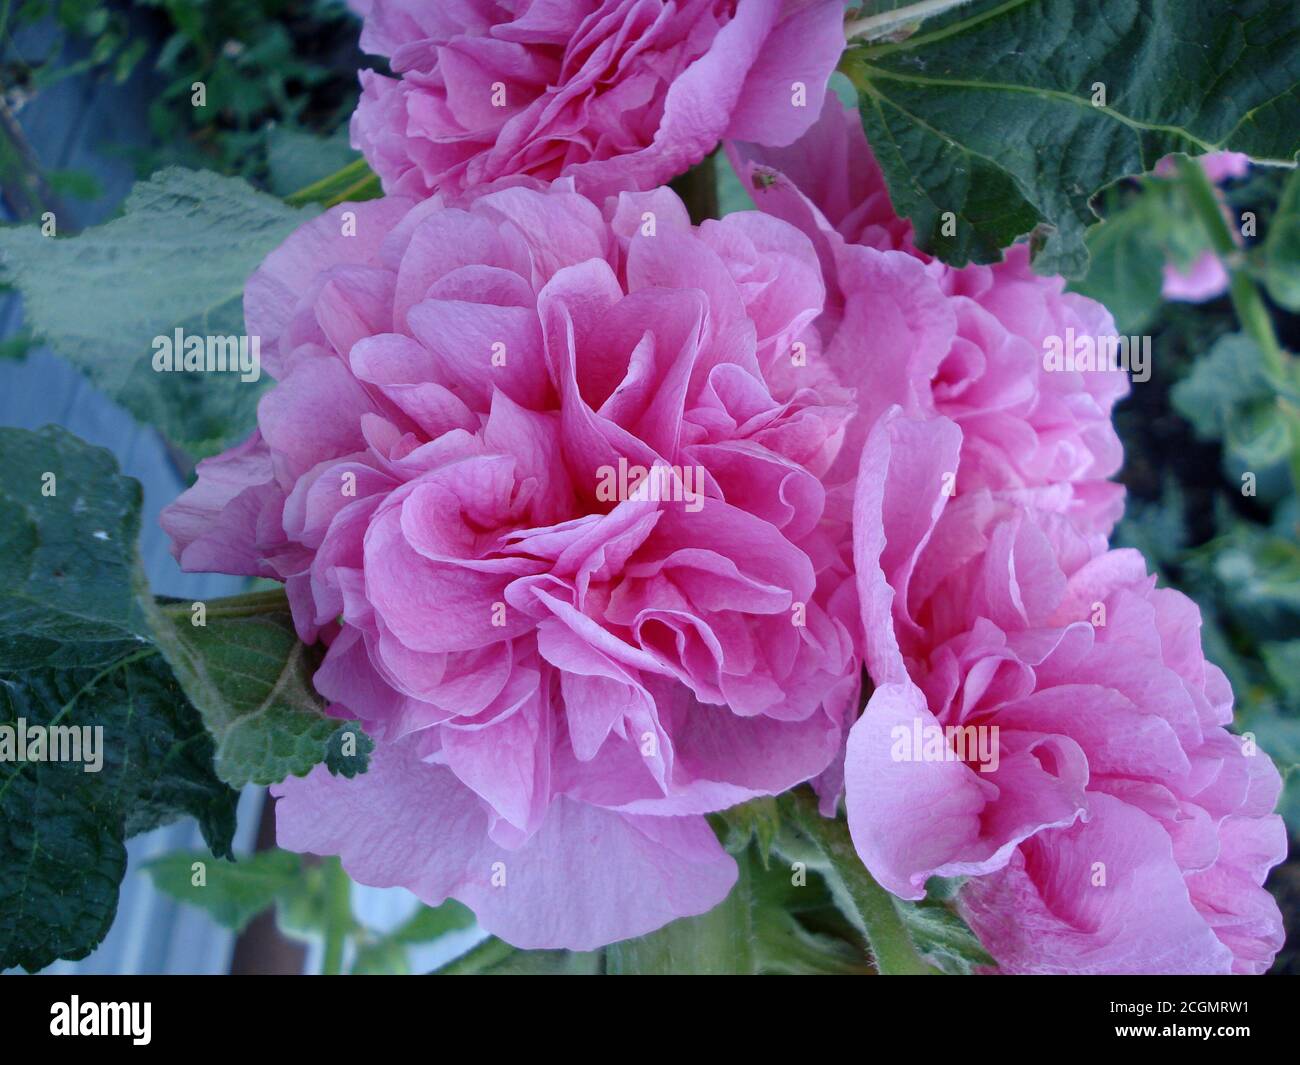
164,4,1285,971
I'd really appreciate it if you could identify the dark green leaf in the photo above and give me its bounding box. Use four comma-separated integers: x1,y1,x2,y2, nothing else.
1171,333,1288,468
845,0,1300,276
0,653,237,972
0,425,151,670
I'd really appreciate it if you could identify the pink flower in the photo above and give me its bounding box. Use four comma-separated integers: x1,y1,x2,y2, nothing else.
729,97,1131,539
845,408,1286,974
162,183,860,949
350,0,847,200
1155,151,1250,303
1162,249,1232,302
731,102,1284,974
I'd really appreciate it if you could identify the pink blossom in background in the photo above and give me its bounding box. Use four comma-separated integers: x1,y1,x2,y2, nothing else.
162,184,861,949
1153,150,1250,184
1155,150,1250,303
1162,250,1232,302
844,408,1286,974
349,0,847,201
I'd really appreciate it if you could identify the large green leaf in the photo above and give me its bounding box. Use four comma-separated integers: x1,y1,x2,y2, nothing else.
0,426,150,670
0,426,238,971
266,127,360,199
0,653,237,972
0,168,317,457
143,589,372,787
844,0,1300,277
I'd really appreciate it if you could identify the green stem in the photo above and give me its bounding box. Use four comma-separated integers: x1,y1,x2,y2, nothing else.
155,587,289,622
1174,155,1300,497
284,157,374,208
845,0,975,42
320,859,353,976
779,790,939,975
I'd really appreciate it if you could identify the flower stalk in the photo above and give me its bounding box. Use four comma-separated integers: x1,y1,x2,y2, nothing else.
779,790,940,975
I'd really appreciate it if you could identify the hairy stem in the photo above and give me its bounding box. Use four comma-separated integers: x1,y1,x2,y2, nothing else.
320,859,353,976
779,789,939,975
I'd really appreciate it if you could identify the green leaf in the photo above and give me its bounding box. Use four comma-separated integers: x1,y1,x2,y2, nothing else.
1172,334,1291,468
0,653,238,972
895,878,997,975
324,720,375,779
145,848,303,933
351,939,411,975
143,589,371,788
1261,640,1300,705
344,899,476,975
0,426,237,971
390,899,476,945
711,796,781,866
1070,195,1166,334
606,858,757,975
1197,526,1300,619
605,841,874,975
0,425,151,670
0,168,318,456
267,127,361,199
1263,167,1300,311
432,936,603,975
844,0,1300,277
274,858,352,941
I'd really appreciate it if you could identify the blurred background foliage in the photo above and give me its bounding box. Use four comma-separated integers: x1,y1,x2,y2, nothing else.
0,0,367,191
1,0,1297,973
1090,161,1300,972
